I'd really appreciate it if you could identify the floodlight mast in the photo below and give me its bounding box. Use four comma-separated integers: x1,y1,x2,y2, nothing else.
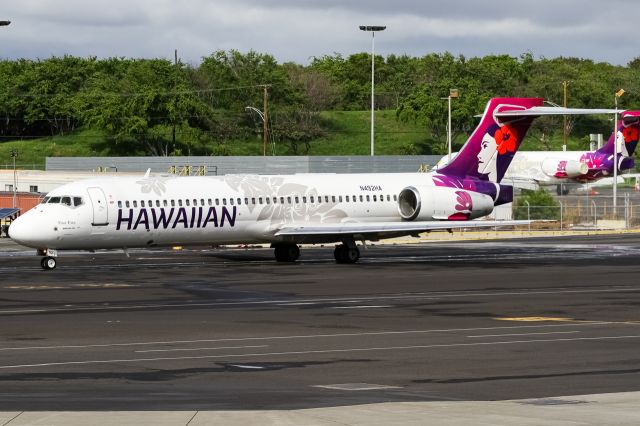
359,25,386,156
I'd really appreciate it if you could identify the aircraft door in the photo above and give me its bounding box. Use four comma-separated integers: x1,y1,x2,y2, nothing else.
87,187,109,226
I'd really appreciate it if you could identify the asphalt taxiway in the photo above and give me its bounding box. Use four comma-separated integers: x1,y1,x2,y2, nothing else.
1,233,640,423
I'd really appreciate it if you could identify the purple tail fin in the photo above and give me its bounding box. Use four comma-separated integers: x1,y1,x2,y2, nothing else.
597,111,640,158
438,98,543,183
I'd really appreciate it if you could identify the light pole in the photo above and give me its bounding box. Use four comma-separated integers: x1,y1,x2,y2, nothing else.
10,149,18,208
245,106,269,155
441,89,459,163
359,25,386,156
614,89,624,213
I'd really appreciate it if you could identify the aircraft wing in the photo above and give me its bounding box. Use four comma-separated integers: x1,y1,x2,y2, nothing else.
275,220,530,241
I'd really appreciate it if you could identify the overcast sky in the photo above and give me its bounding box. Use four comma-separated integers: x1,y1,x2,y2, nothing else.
1,0,636,66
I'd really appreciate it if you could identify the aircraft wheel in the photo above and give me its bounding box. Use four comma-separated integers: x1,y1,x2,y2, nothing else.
274,244,300,262
334,245,359,264
41,256,57,270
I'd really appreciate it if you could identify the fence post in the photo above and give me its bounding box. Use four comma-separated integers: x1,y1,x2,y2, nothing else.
591,199,597,228
560,201,563,231
524,200,530,232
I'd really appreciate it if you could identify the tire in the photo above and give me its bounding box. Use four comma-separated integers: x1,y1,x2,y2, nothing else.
41,256,57,270
274,244,299,262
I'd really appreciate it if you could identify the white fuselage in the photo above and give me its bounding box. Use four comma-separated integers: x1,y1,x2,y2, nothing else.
11,172,471,250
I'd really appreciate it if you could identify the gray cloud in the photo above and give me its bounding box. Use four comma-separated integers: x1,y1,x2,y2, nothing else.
0,0,636,65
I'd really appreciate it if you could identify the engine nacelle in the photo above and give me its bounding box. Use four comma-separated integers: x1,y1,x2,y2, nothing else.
541,159,588,178
398,186,494,221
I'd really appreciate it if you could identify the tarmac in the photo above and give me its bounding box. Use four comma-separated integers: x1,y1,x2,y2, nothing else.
1,392,639,425
2,230,640,425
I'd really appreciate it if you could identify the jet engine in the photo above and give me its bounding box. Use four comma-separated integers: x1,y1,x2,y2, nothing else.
541,159,588,178
397,186,494,221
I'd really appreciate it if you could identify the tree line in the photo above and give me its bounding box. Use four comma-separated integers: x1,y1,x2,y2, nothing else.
2,51,640,156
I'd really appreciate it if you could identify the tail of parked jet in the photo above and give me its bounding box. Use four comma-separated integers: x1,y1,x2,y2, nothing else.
597,111,640,158
437,98,543,183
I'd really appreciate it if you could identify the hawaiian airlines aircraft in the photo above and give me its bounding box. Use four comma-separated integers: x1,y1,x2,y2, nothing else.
8,98,616,269
438,111,640,193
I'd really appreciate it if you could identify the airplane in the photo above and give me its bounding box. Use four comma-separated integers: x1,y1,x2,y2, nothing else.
8,98,618,270
437,111,640,194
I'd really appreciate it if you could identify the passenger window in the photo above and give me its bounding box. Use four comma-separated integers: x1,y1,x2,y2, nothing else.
345,196,350,202
118,201,123,208
73,197,83,207
258,197,263,205
194,199,198,206
273,197,277,204
244,198,248,205
178,199,183,207
366,195,370,202
156,200,160,207
230,198,234,206
310,196,315,203
294,196,299,204
373,195,377,202
287,196,292,204
325,196,329,203
163,200,168,207
133,200,138,208
303,196,307,203
280,197,285,204
141,200,146,207
126,201,130,208
251,197,256,205
237,198,241,205
266,197,270,204
208,199,212,206
186,199,190,207
171,200,175,207
331,196,336,203
215,198,220,206
359,195,364,202
393,194,398,201
339,196,343,202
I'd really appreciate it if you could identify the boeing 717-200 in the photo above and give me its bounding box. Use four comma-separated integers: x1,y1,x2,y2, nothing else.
8,98,618,269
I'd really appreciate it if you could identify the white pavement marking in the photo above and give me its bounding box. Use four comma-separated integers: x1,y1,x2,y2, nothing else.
2,335,640,370
0,286,637,315
135,345,268,353
467,331,582,338
330,305,391,309
0,321,631,352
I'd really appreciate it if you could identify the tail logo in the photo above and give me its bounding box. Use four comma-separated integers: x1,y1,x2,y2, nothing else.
478,123,518,181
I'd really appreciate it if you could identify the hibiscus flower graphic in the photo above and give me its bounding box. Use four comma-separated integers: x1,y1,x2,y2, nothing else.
494,124,518,155
622,126,639,143
448,190,473,220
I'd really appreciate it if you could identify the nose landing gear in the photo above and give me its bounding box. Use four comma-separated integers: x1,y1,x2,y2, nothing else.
40,256,57,270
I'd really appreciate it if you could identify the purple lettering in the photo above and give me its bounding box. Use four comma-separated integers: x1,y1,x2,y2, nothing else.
117,209,134,230
134,209,150,231
151,208,174,229
172,207,188,229
202,207,218,228
221,206,237,227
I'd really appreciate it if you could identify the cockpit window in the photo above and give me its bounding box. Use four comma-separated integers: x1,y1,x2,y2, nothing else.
42,196,50,204
61,196,72,206
73,197,83,207
48,196,61,204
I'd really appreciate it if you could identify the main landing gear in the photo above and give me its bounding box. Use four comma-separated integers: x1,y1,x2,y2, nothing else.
334,243,360,264
273,243,300,262
40,256,57,270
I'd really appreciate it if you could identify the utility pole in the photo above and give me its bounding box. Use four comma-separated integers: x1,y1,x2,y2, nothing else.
172,49,178,156
262,85,269,156
562,80,569,151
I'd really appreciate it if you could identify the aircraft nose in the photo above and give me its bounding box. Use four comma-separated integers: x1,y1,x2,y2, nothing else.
8,215,43,248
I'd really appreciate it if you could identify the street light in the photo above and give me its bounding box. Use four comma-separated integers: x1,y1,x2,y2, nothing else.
441,89,459,163
613,88,625,213
359,25,386,156
10,149,18,208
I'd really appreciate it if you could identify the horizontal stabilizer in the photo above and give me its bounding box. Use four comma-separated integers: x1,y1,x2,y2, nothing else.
495,107,619,117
